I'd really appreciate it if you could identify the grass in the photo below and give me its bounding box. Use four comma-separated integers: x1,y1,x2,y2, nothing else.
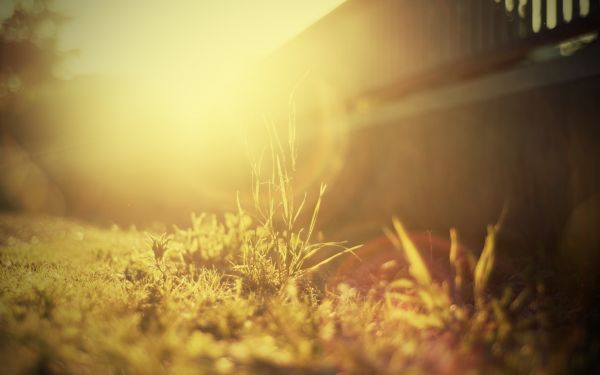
3,203,598,374
0,123,595,374
0,211,585,374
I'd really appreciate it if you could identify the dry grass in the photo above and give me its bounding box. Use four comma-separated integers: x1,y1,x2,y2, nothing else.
0,209,588,374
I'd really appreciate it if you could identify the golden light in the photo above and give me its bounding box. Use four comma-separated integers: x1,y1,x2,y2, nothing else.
56,0,346,118
1,0,348,222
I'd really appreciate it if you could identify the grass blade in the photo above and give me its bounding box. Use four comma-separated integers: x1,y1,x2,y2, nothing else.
474,225,496,305
304,245,362,273
391,218,432,286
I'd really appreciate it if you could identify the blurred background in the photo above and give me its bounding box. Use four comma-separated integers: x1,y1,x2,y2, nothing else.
0,0,344,225
2,0,600,289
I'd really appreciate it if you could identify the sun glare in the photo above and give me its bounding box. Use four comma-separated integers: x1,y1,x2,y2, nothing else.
55,0,344,114
0,0,346,217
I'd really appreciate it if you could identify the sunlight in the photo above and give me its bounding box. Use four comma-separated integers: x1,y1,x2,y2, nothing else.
55,0,345,122
0,0,348,216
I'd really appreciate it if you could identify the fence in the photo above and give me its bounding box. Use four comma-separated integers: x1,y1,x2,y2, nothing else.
356,0,600,102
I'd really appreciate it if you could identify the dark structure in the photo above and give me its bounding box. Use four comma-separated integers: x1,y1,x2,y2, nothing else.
247,0,600,290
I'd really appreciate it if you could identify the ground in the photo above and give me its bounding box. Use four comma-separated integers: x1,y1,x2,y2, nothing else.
0,213,594,374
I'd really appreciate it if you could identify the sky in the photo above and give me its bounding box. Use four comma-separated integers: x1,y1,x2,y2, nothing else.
30,0,344,124
1,0,344,108
55,0,344,82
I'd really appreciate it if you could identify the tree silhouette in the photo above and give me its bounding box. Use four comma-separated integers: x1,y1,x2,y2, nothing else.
0,0,68,213
1,0,66,106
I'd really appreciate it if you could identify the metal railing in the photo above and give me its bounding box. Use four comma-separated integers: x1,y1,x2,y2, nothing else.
259,0,600,114
416,0,598,61
360,0,600,102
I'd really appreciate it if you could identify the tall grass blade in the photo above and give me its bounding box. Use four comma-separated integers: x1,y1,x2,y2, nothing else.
474,225,496,305
293,192,307,225
390,218,432,286
305,183,326,245
449,228,462,291
276,156,289,221
304,245,361,273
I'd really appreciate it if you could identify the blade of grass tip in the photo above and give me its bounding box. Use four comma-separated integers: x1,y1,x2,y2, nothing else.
474,225,496,304
384,226,402,249
251,153,264,210
236,191,244,216
270,148,276,187
300,243,327,261
449,228,458,268
304,245,362,273
392,218,432,286
285,172,294,232
292,192,307,225
288,98,297,172
305,184,326,245
267,196,274,226
276,156,289,221
449,228,463,292
303,241,358,261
